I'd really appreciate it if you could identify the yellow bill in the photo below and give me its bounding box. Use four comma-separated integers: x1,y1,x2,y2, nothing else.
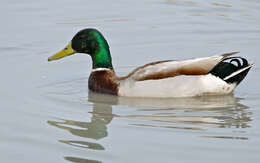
48,42,76,61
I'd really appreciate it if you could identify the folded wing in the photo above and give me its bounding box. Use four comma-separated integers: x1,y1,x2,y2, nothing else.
125,52,239,81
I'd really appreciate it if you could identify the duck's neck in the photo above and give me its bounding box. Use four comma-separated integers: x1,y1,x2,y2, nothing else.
92,47,113,69
91,34,113,69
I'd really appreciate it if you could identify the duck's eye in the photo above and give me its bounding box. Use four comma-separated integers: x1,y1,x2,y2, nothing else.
82,41,87,48
64,47,68,50
79,35,85,39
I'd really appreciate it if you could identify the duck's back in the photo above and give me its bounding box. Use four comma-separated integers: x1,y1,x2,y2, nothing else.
117,53,252,98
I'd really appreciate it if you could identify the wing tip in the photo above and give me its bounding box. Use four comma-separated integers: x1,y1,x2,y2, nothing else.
221,51,240,58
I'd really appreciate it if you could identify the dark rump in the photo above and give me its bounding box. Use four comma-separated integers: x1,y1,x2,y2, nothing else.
209,57,252,85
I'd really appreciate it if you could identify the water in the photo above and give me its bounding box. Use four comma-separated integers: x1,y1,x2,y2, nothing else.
1,0,260,162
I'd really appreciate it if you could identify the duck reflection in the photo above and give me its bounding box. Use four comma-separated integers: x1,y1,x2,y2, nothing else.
48,92,251,162
48,93,251,142
88,93,251,129
48,101,113,140
64,156,102,163
126,95,251,129
47,95,115,161
48,95,115,163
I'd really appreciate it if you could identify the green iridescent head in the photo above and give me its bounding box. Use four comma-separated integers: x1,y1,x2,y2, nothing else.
48,28,113,69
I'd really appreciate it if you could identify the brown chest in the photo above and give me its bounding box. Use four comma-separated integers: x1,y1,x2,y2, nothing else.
88,70,119,95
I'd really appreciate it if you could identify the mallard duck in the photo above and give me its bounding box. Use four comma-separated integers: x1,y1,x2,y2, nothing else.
48,28,252,98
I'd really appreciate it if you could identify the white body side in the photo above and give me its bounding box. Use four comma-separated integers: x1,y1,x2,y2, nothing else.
118,74,236,98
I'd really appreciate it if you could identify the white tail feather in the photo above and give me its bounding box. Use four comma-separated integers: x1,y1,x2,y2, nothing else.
224,64,253,81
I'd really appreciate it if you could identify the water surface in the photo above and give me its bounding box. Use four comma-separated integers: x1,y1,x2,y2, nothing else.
1,0,260,162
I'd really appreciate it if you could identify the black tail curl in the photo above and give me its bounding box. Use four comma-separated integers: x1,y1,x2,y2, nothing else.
209,57,251,85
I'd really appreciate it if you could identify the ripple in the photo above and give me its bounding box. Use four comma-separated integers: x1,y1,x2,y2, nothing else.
64,156,102,163
59,140,105,150
212,2,232,8
200,135,248,140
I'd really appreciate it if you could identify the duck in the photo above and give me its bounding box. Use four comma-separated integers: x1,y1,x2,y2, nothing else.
48,28,252,98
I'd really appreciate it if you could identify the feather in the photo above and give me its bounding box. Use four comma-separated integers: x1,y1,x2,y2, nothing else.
221,51,240,58
125,54,234,81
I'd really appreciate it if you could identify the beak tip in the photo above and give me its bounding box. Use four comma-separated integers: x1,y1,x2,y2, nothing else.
48,42,75,62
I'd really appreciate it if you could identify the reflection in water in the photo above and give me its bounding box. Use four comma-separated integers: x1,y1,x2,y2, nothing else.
166,0,197,6
48,98,115,163
88,93,251,130
59,140,104,150
212,2,232,8
48,102,113,140
200,135,248,140
48,92,251,162
165,0,232,8
64,156,102,163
